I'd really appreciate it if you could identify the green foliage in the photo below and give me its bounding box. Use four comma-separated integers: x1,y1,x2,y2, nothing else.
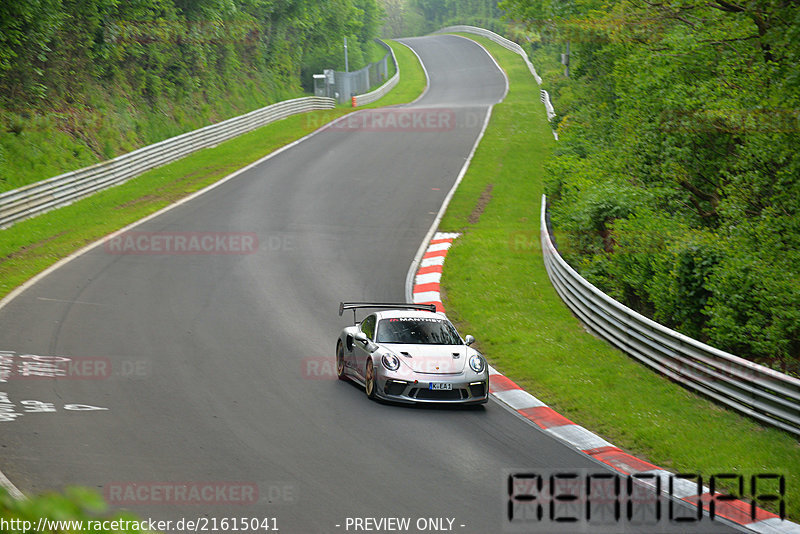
0,36,423,533
379,0,427,37
0,0,383,190
0,486,145,533
0,38,422,299
706,214,800,373
377,0,504,37
510,0,800,369
413,0,502,29
440,34,800,519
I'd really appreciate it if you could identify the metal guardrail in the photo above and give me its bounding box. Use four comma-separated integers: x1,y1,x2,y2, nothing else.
0,96,335,228
433,25,800,436
455,23,800,435
540,194,800,436
540,89,556,121
353,40,400,107
436,25,557,139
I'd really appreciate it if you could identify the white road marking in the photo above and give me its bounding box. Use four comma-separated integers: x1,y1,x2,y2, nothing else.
36,297,104,306
545,424,613,451
415,272,442,285
493,389,546,410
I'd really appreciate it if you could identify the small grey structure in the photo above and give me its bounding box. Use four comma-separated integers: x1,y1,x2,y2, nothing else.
323,40,397,104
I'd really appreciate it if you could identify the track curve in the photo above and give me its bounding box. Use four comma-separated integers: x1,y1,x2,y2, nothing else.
0,35,737,533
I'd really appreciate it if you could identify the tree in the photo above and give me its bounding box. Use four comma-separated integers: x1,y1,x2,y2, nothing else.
532,0,800,368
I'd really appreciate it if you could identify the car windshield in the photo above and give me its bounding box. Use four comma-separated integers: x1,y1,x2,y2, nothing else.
376,317,462,345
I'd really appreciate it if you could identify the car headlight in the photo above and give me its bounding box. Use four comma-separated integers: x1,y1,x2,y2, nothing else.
469,354,485,373
382,353,400,371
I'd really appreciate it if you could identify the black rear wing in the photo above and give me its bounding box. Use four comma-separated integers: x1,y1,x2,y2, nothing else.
339,301,437,323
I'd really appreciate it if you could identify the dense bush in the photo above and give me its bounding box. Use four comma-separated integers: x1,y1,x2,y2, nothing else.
0,0,382,190
0,0,382,107
504,0,800,372
378,0,504,37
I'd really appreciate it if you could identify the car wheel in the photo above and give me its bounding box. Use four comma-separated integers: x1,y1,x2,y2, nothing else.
336,340,346,381
364,358,377,400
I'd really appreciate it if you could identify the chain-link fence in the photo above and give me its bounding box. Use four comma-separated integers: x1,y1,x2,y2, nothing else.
316,39,395,104
333,56,388,103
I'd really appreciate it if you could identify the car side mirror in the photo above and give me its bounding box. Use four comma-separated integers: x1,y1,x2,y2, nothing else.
465,335,475,346
354,332,378,351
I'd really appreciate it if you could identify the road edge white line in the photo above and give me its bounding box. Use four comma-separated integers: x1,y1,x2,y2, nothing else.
0,109,370,500
404,106,495,304
404,35,795,534
0,469,24,500
0,112,363,317
404,36,509,303
446,34,509,102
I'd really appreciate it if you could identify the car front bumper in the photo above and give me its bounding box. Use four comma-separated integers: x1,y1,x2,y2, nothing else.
374,373,489,404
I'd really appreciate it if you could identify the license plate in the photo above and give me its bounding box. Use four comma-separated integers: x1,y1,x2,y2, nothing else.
429,382,452,390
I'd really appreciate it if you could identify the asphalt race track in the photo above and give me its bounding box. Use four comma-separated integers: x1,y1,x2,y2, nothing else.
0,35,740,533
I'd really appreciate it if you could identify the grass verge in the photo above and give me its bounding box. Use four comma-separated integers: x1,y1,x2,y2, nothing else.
360,40,426,108
0,77,304,193
0,39,426,301
439,34,800,519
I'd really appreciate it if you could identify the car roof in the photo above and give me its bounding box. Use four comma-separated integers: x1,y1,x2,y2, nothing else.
374,309,448,321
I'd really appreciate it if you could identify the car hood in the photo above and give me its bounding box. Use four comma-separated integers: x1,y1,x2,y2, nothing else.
387,344,467,374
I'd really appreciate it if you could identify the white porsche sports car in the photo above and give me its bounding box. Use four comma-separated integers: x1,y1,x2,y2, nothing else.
336,302,489,404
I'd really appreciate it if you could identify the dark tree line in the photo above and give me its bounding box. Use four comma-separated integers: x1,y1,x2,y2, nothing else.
378,0,503,37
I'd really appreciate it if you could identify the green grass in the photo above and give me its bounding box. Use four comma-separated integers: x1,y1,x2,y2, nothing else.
383,42,398,81
0,40,426,300
367,40,390,64
0,109,345,296
0,112,101,189
0,76,303,193
358,39,425,108
439,34,800,519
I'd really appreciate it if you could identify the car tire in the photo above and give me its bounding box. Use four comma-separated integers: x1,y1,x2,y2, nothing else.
336,340,346,381
365,358,377,400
